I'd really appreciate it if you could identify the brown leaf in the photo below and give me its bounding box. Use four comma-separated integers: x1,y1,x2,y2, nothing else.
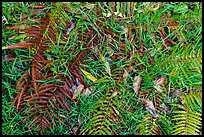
155,76,166,85
133,75,142,95
72,84,84,100
149,3,160,11
80,4,95,9
110,91,118,98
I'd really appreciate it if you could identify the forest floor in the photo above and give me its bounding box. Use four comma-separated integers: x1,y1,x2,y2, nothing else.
2,2,202,135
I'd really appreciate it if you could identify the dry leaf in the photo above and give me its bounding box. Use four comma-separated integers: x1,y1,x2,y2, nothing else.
146,106,160,118
142,99,160,118
80,68,97,82
110,91,117,98
80,4,95,9
113,12,123,17
82,87,92,96
145,99,156,111
133,75,142,94
78,114,83,127
155,76,166,85
154,85,163,92
102,12,112,17
105,61,111,76
123,70,129,80
2,15,8,24
72,127,78,135
154,76,166,92
149,3,160,11
121,27,128,34
72,84,84,100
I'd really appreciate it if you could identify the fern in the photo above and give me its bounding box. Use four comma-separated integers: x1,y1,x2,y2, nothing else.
171,92,202,135
2,2,202,135
80,89,125,135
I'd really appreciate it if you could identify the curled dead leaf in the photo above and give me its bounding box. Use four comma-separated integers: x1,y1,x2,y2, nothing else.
72,84,84,100
110,91,117,98
133,75,142,95
155,76,166,85
149,3,160,11
78,114,83,127
141,98,160,118
80,4,95,9
154,76,166,92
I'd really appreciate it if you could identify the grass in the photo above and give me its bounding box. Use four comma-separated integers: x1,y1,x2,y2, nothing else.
2,2,202,135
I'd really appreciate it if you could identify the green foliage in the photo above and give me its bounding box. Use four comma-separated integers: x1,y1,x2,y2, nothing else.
2,2,202,135
171,92,202,135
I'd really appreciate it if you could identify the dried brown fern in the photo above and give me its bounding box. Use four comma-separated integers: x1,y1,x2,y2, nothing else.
4,2,122,134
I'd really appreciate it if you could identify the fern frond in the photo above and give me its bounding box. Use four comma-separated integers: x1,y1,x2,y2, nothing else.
80,89,125,135
171,92,202,135
135,113,162,135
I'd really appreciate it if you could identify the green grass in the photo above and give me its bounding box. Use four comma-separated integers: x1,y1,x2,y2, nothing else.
2,2,202,135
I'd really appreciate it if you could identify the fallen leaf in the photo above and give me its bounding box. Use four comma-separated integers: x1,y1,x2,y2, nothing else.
155,76,166,85
102,12,112,17
113,12,123,17
154,85,163,92
149,3,160,11
105,61,111,76
145,99,156,111
80,4,95,9
121,27,129,34
141,99,160,118
2,15,8,24
154,76,166,92
82,87,92,96
80,68,97,82
146,106,160,118
78,114,83,127
72,84,84,100
133,75,142,95
72,127,78,135
110,91,117,98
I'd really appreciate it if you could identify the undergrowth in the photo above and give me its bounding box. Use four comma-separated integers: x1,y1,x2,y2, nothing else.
2,2,202,135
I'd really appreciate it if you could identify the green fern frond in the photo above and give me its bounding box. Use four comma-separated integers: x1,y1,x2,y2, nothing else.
80,89,125,135
135,113,162,135
171,92,202,135
171,110,201,135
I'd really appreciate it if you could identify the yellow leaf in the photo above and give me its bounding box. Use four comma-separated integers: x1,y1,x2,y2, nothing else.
80,68,97,82
94,75,109,83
